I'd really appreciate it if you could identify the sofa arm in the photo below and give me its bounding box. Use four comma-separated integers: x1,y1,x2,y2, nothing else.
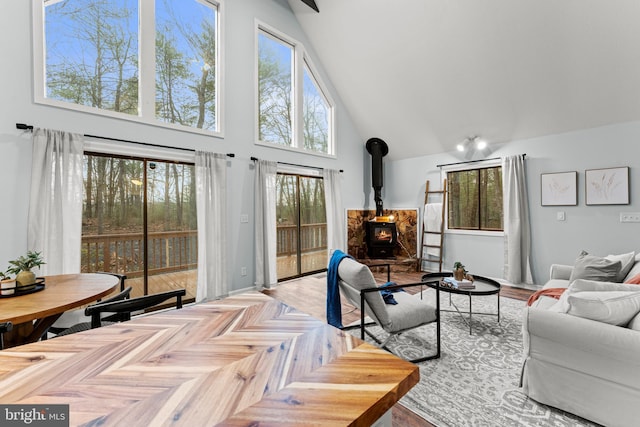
549,264,572,280
524,307,640,374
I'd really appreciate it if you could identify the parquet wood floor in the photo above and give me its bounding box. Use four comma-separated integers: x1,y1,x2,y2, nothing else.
1,293,419,426
263,270,535,427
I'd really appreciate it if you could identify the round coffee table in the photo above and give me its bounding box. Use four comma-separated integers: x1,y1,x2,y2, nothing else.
422,272,501,334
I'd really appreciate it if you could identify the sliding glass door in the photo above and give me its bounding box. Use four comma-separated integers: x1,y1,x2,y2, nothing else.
276,173,327,280
81,153,197,301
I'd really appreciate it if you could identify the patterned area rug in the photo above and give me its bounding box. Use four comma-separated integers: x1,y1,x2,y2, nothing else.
348,291,599,427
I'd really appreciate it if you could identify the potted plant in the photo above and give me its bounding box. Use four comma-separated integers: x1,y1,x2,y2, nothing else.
0,271,16,296
7,251,45,289
453,261,466,281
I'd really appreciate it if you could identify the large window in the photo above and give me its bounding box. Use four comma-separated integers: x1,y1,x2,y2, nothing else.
447,166,503,231
34,0,221,134
257,25,334,156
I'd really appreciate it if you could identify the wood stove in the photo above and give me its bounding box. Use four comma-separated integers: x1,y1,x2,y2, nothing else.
365,220,397,258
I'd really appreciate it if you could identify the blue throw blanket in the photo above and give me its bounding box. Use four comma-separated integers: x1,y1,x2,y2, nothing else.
326,249,351,328
380,281,405,305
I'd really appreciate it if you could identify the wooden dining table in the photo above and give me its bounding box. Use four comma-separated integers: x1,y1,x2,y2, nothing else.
0,273,120,347
0,292,419,426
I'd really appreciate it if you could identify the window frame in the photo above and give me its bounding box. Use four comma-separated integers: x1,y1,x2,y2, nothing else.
255,21,335,158
442,159,504,237
32,0,225,138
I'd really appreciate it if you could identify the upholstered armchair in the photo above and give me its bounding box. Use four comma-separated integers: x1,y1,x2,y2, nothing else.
336,257,440,363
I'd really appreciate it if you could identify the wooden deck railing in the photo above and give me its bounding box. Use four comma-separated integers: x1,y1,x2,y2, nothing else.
81,223,327,276
81,230,198,278
276,223,327,256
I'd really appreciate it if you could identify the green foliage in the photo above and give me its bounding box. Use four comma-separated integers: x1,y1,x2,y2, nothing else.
7,251,46,275
447,167,503,231
453,261,466,272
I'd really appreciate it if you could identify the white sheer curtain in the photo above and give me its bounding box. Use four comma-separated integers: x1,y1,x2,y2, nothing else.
502,154,533,285
254,160,278,289
195,151,228,301
28,128,84,275
322,169,345,255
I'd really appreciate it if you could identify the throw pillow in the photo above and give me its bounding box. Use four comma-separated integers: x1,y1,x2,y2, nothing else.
567,291,640,326
568,250,622,283
605,251,636,282
625,273,640,285
624,254,640,282
570,279,640,293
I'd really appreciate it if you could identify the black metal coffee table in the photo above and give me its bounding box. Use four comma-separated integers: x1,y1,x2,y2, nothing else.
422,272,501,334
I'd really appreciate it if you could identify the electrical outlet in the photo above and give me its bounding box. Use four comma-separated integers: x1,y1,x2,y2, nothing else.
240,214,249,223
241,267,247,276
556,211,565,221
620,213,640,223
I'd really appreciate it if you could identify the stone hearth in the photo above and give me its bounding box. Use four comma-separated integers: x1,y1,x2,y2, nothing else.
346,209,418,273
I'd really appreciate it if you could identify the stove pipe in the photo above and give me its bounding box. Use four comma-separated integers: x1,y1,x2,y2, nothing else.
366,137,389,217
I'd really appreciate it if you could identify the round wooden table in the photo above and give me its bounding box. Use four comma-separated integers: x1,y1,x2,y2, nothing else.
0,273,120,347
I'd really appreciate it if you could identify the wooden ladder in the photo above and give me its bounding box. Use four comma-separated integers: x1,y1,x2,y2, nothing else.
418,179,447,272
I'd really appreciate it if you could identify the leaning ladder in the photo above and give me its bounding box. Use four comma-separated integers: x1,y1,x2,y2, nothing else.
418,179,447,272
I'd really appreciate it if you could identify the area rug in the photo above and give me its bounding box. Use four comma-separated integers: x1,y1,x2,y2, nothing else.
348,292,599,427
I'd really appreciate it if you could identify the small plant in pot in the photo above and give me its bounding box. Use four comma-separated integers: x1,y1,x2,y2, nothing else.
7,251,45,290
0,271,17,296
453,261,467,281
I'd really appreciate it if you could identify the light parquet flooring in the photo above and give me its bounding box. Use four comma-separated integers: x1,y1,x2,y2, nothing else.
263,270,535,427
0,293,418,426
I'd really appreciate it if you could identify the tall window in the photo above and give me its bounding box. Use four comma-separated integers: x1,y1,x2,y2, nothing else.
35,0,220,134
276,173,327,280
257,25,334,155
447,167,503,231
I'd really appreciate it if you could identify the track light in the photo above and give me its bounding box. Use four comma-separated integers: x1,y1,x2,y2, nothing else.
456,136,487,152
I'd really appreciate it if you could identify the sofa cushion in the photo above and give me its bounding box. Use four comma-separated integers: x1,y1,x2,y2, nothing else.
605,251,636,282
624,254,640,282
551,279,640,313
569,251,621,283
567,291,640,326
627,312,640,331
542,278,570,290
570,279,640,293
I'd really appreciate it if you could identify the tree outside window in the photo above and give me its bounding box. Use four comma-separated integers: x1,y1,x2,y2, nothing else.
40,0,220,133
447,167,503,231
257,26,334,155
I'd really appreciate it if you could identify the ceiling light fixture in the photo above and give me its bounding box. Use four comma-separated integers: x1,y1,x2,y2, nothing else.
457,135,488,152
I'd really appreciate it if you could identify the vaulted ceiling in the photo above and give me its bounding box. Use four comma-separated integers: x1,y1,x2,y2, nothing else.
288,0,640,160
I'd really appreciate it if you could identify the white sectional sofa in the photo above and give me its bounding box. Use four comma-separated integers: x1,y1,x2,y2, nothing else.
521,252,640,427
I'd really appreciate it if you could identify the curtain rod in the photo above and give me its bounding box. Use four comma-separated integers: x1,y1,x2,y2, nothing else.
16,123,235,158
250,156,343,173
437,153,526,168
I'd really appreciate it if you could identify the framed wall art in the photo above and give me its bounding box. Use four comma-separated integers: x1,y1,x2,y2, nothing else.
585,166,629,205
541,171,578,206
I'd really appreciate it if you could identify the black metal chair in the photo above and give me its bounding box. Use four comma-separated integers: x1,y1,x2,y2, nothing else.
54,286,133,336
56,288,186,336
1,321,14,350
47,272,128,337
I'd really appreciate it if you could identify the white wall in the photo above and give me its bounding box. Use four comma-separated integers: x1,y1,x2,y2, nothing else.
384,121,640,285
0,0,364,292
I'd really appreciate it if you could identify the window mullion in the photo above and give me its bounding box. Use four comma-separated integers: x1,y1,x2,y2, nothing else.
293,45,304,149
138,0,156,119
